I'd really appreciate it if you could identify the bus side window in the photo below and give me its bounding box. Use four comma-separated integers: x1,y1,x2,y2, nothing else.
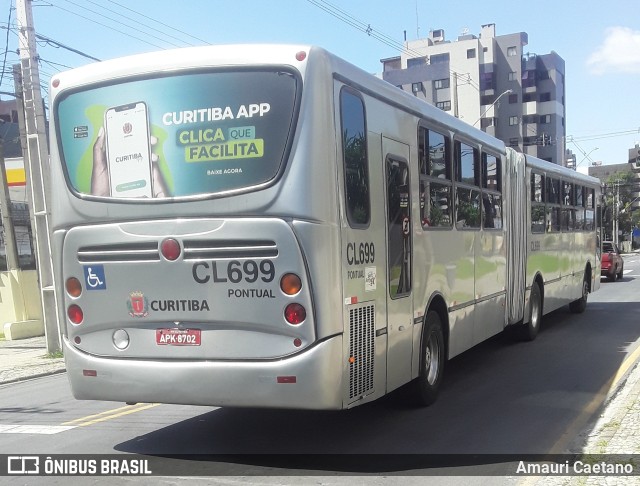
454,141,481,229
530,172,545,233
481,152,502,229
340,88,370,227
386,158,411,297
418,126,452,228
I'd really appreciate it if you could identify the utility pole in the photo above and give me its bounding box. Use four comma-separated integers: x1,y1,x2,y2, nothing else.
16,0,59,352
452,72,459,118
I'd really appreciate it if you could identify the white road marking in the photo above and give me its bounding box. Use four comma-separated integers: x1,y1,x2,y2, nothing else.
0,424,76,434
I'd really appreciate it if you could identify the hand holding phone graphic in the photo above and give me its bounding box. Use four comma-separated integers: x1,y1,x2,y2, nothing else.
103,102,154,198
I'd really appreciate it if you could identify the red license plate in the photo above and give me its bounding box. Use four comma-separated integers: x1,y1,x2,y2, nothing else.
156,328,201,346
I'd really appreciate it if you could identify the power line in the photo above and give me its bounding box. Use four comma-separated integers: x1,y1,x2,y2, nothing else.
306,0,479,91
306,0,424,59
567,129,640,143
104,0,209,46
47,2,168,51
59,0,187,50
0,1,12,88
35,33,100,62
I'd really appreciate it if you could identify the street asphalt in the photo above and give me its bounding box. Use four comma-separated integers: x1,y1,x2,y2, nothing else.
1,332,638,482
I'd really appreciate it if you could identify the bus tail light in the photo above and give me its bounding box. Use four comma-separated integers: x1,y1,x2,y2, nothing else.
280,273,302,295
66,277,82,297
68,305,84,325
284,303,306,325
160,238,181,261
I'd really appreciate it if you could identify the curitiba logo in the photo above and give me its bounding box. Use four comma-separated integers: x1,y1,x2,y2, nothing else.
127,291,149,318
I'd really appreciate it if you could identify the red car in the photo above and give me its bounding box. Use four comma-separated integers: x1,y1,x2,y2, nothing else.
601,241,624,281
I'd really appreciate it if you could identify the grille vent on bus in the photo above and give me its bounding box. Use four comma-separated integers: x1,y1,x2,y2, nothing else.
348,303,375,400
182,239,278,260
77,242,160,263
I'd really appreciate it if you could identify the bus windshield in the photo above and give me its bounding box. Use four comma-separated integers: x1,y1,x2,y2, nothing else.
54,69,299,199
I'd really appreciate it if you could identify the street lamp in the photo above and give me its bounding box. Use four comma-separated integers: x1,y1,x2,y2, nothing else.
473,89,513,127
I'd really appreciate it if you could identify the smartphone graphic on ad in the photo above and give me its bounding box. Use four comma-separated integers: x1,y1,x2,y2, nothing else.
104,102,153,198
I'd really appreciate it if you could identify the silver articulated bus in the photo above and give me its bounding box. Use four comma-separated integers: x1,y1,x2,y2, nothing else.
50,45,601,410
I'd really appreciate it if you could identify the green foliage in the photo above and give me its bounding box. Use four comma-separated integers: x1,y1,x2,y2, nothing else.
604,171,640,236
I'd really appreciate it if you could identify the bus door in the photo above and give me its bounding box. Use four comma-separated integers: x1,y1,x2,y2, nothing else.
382,137,413,391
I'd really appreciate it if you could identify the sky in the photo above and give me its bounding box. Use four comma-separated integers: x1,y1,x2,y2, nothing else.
2,0,640,173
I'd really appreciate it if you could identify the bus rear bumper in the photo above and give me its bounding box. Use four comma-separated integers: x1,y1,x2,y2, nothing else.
63,335,345,410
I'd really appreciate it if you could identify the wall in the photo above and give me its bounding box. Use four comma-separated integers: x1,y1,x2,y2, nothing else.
0,269,43,338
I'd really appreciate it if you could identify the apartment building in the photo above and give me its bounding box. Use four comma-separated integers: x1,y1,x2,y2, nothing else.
381,23,566,165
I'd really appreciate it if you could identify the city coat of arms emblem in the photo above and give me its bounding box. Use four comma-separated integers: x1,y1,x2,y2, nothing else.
127,291,149,318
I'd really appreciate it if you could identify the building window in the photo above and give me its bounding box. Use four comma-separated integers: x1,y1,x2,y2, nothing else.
522,70,536,88
436,100,451,111
509,116,519,126
407,57,427,68
508,71,517,81
509,138,519,147
539,114,551,124
480,117,495,128
523,93,536,103
412,82,423,93
434,78,450,89
480,94,495,105
467,49,476,59
508,93,518,104
430,53,450,64
540,92,551,102
480,71,495,91
507,46,517,57
538,70,550,80
522,115,537,124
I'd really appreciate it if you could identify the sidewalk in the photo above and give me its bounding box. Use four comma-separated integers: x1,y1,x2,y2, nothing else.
0,335,65,384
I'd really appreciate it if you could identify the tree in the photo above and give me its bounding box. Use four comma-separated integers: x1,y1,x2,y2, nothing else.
604,171,639,239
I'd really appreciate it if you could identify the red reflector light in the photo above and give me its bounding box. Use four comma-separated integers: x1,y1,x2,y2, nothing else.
295,51,307,61
66,277,82,297
83,369,97,377
160,238,181,261
52,78,60,88
284,303,306,324
67,305,84,324
280,273,302,295
277,376,297,384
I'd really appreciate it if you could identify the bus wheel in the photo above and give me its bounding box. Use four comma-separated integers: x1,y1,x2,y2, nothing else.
412,311,445,406
516,282,542,342
569,276,589,314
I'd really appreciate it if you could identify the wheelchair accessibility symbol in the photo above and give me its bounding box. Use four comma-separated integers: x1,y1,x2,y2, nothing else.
83,265,107,290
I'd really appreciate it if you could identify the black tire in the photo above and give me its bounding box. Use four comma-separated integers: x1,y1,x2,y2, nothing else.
617,264,624,280
411,311,445,406
515,282,542,342
569,275,589,314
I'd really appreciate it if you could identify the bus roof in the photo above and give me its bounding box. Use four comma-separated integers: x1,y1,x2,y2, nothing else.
51,44,505,156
